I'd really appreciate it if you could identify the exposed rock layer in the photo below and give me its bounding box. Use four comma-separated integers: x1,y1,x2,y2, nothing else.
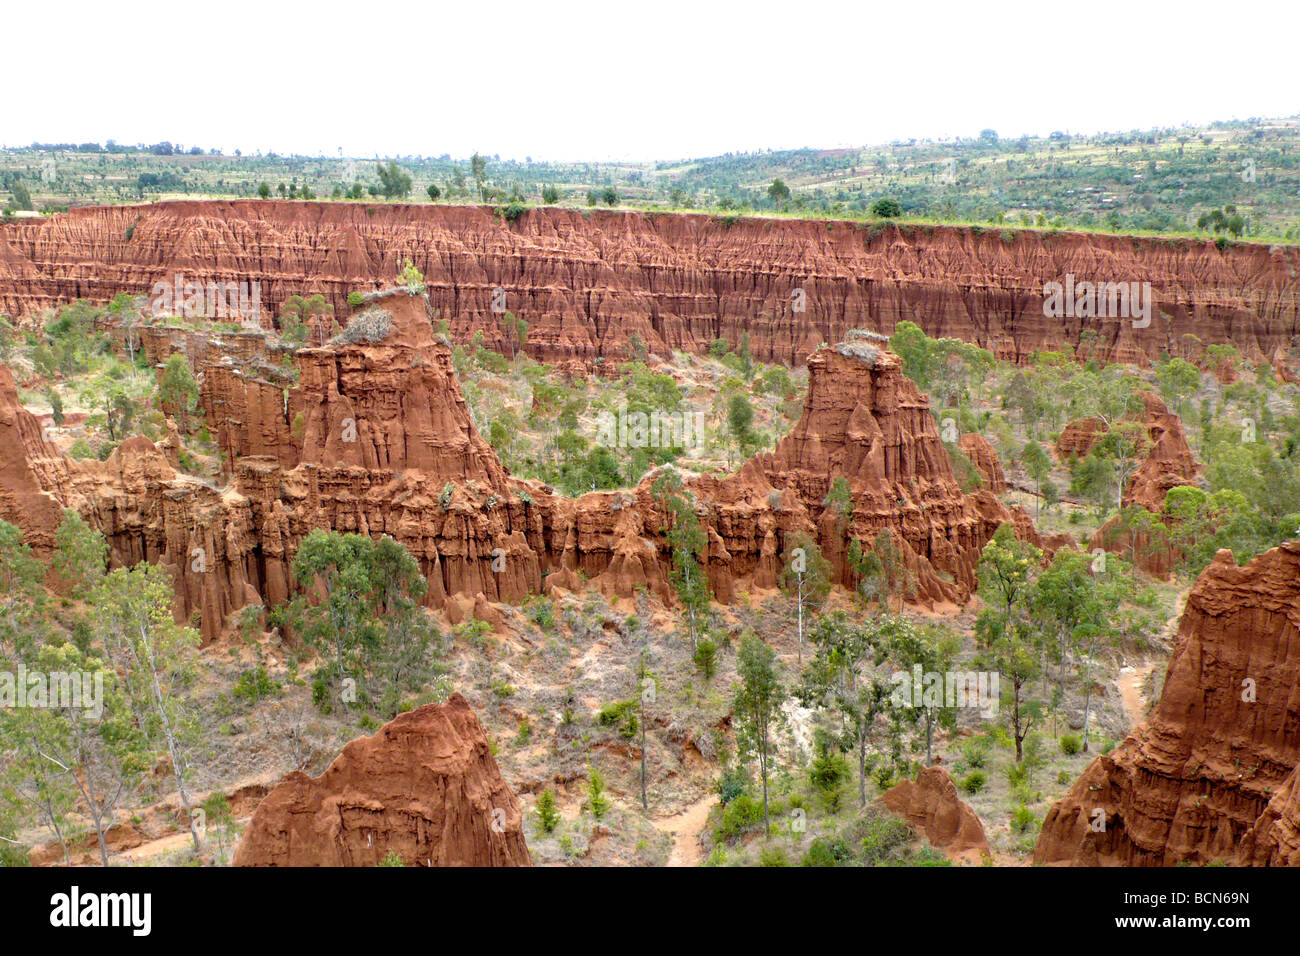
3,202,1298,372
232,694,531,866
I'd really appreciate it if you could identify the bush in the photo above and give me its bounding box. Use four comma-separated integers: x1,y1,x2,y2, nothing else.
961,770,987,794
1010,805,1036,834
1059,733,1082,755
801,836,852,867
527,598,555,633
535,788,561,833
693,638,718,680
1057,769,1072,785
757,847,788,867
714,764,749,805
346,291,364,307
714,793,764,842
962,737,990,768
856,813,915,864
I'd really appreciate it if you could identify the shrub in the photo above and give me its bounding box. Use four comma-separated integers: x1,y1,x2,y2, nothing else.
693,638,718,680
962,737,990,768
714,794,764,842
346,291,364,307
585,768,611,819
527,598,555,633
1057,770,1072,785
801,836,852,867
1059,733,1082,755
535,789,561,833
714,764,749,805
757,847,788,867
1010,805,1036,834
961,770,987,794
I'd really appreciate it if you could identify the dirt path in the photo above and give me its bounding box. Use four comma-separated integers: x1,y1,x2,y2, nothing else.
1117,663,1155,730
658,795,716,867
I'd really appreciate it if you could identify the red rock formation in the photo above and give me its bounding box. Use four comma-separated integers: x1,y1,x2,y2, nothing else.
881,766,990,863
1055,417,1106,461
232,694,531,866
1086,391,1200,576
1,292,1041,639
959,433,1006,492
1238,767,1300,866
4,202,1298,372
1035,543,1300,866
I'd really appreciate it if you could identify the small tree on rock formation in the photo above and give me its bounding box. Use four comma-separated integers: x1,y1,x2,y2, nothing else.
280,293,334,347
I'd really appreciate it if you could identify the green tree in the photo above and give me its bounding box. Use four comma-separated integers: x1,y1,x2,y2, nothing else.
158,354,199,431
871,198,902,219
652,470,710,649
885,619,961,765
374,162,413,199
91,563,202,849
734,634,783,832
767,179,791,203
1020,440,1052,516
800,610,892,807
777,533,831,666
53,509,108,592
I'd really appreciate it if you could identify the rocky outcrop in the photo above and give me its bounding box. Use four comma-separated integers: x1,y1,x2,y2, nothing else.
232,694,531,866
3,202,1298,373
1087,391,1200,576
881,766,990,863
1,291,1040,639
959,433,1006,492
1238,767,1300,866
1034,543,1300,866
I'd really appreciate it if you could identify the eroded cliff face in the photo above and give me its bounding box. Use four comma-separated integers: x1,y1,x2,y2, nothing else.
3,201,1298,373
1034,543,1300,866
1,292,1040,642
232,694,531,867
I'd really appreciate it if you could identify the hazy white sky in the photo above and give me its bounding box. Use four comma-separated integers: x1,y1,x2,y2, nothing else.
7,0,1297,161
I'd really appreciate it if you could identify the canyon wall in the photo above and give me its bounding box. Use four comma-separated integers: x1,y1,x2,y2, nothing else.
2,201,1298,372
1034,542,1300,866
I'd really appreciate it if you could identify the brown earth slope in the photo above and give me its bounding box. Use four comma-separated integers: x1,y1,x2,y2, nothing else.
2,202,1298,371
